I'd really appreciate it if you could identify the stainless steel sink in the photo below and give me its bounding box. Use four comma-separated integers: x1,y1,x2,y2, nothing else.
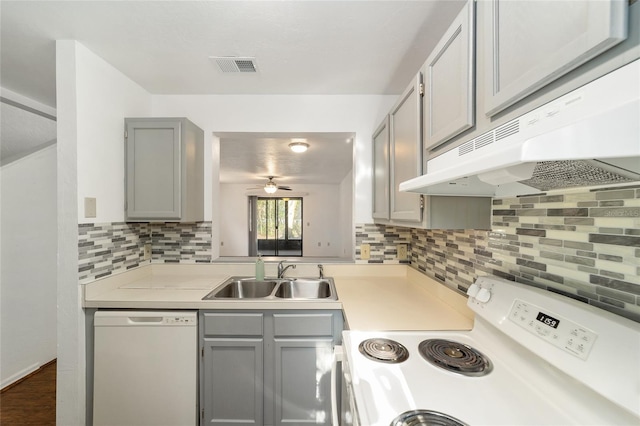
202,276,337,300
209,278,278,299
274,279,332,299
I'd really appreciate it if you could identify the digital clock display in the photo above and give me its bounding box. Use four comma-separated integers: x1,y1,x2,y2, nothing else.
536,312,560,329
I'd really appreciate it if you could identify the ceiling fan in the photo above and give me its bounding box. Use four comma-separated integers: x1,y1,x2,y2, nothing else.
248,176,292,194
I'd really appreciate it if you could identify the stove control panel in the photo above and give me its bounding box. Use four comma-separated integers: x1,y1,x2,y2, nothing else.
509,300,597,360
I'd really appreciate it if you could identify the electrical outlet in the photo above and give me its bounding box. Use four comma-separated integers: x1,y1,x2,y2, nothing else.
397,244,408,261
144,243,152,260
360,244,370,260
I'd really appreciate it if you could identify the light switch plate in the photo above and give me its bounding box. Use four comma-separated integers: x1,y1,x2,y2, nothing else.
397,244,408,260
84,197,97,218
143,243,152,260
360,244,370,260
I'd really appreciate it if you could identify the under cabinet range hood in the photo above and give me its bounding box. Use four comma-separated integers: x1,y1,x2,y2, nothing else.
400,60,640,197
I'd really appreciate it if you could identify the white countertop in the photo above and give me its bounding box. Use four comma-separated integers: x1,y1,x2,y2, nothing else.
335,267,473,331
83,263,474,331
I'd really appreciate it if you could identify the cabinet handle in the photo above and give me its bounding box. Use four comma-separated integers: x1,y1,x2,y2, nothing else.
331,346,343,426
127,316,163,323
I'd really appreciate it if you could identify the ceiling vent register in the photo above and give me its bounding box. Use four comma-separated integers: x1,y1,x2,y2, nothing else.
211,57,258,73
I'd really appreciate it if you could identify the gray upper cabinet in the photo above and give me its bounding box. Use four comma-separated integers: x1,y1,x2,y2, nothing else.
390,74,423,223
423,0,475,151
372,117,390,220
375,70,490,229
125,117,204,222
483,0,628,117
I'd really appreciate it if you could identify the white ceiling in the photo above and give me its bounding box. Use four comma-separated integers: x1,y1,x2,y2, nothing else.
0,1,465,179
0,0,466,107
218,132,354,186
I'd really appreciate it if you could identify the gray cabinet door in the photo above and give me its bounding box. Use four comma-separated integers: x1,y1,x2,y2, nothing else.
273,338,333,426
483,0,628,117
390,74,423,222
126,120,181,219
423,0,475,150
202,338,264,426
372,117,390,220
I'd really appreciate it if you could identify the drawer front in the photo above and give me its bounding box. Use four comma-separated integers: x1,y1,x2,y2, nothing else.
203,313,263,336
274,313,334,337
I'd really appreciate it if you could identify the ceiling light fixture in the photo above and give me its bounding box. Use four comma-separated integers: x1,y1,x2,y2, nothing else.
289,141,309,153
264,181,278,193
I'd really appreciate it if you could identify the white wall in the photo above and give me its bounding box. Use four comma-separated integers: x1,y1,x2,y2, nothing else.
0,145,57,388
56,40,152,425
219,183,249,256
339,170,354,258
75,50,153,224
151,94,396,226
219,183,347,257
299,184,343,257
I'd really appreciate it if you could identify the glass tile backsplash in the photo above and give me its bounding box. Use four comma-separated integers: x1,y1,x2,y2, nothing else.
78,221,212,283
77,185,639,322
356,184,640,323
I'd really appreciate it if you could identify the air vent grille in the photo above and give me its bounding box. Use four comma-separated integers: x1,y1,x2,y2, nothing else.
211,57,258,73
495,120,519,141
474,132,494,149
458,141,474,156
455,118,518,158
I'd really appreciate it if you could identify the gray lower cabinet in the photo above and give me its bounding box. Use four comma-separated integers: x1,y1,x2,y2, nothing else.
483,0,628,117
200,310,343,426
201,312,264,425
125,117,204,221
202,338,264,425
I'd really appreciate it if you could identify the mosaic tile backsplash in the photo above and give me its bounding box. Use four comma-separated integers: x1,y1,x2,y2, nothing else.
358,185,640,323
354,223,412,264
78,221,212,283
78,222,148,283
78,185,639,322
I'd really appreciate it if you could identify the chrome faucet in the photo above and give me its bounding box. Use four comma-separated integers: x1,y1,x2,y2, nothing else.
318,264,324,279
278,261,296,278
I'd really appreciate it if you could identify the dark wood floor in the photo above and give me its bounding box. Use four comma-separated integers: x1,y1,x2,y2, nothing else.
0,360,56,425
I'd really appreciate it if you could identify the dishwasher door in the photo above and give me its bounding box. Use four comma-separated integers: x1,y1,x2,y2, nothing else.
93,311,198,426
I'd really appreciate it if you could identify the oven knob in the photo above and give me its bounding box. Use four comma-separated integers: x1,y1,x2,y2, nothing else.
476,288,492,303
466,284,480,298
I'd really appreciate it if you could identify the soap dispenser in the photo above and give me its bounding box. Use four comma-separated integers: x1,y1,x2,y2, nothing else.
255,254,265,280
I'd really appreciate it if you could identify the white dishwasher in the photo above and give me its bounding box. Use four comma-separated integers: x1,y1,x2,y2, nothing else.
93,311,198,426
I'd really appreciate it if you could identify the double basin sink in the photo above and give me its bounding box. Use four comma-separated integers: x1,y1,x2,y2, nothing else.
202,276,337,300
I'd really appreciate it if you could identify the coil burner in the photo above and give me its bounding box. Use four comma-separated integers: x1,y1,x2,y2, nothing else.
390,410,469,426
359,338,409,363
418,339,492,377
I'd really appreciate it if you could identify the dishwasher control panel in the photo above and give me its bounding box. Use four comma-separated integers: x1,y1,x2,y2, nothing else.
165,316,197,325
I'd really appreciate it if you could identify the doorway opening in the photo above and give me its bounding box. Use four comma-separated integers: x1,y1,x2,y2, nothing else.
249,197,303,257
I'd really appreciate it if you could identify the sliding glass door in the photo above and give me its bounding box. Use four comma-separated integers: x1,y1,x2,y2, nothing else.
249,197,302,256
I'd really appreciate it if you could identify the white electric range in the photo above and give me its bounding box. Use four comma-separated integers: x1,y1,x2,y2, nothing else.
340,276,640,426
